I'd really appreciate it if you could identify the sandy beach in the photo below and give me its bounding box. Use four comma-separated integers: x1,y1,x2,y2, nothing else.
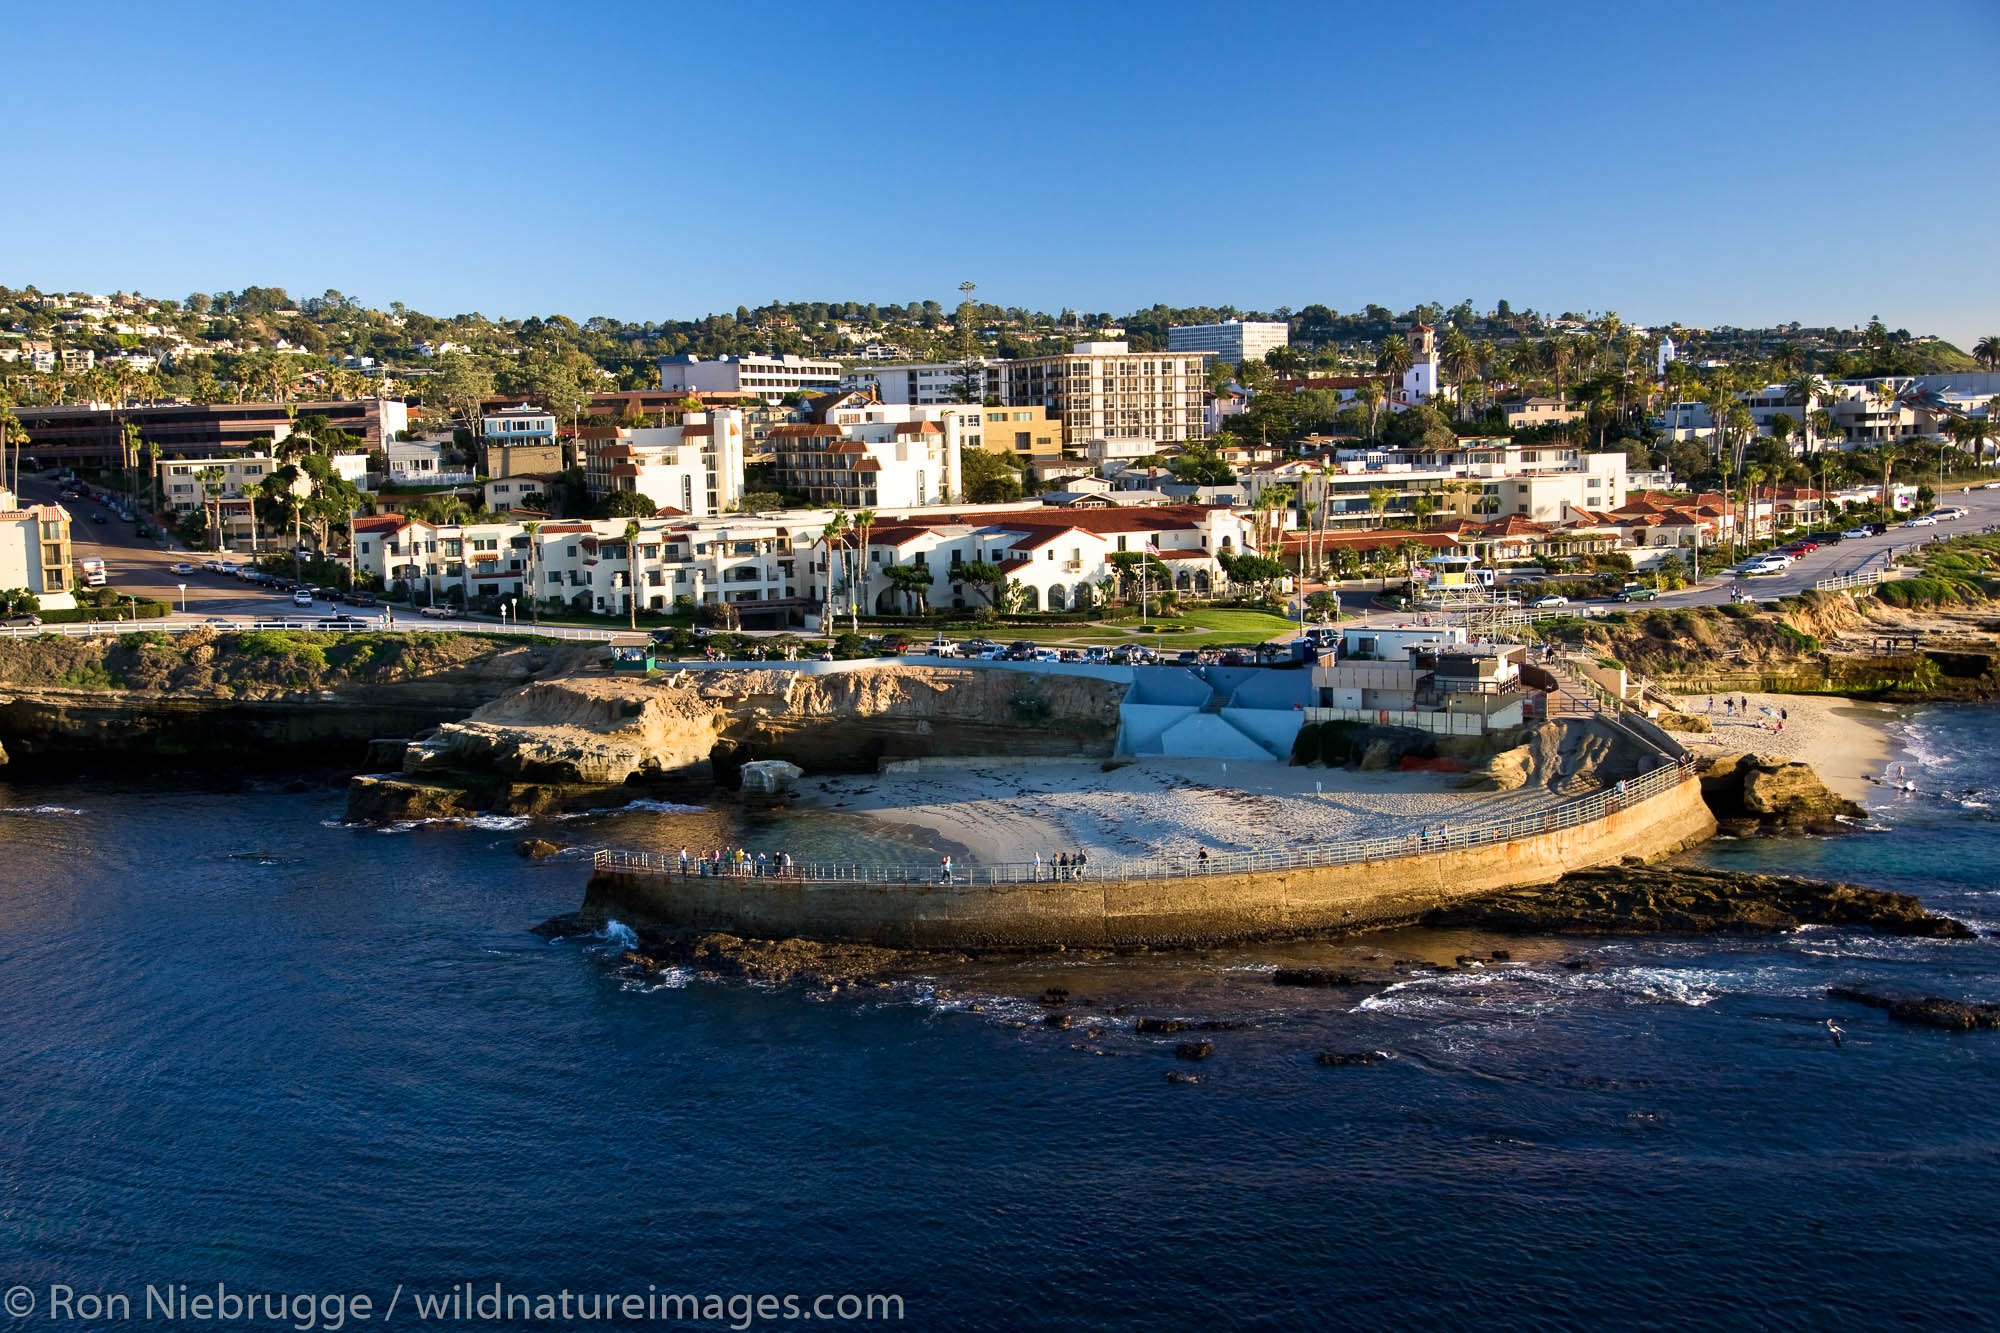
1667,690,1899,802
796,757,1563,867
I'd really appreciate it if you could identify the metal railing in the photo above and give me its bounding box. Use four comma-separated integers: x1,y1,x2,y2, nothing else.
589,757,1695,888
1814,569,1883,593
0,618,619,642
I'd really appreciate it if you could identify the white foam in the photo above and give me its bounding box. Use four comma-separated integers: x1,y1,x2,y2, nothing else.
559,798,708,820
469,814,530,831
0,804,85,816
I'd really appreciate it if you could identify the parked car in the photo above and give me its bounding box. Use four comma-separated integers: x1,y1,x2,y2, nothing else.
1006,640,1037,660
344,591,379,607
90,514,107,524
1617,584,1658,602
1934,506,1968,521
1786,540,1819,553
317,615,369,629
292,588,316,607
1841,527,1873,539
170,562,195,574
418,605,459,619
1904,514,1938,527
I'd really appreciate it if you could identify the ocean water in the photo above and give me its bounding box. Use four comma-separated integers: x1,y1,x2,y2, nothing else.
1,712,1997,1332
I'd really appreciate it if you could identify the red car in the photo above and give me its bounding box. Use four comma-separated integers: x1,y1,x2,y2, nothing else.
1784,540,1818,554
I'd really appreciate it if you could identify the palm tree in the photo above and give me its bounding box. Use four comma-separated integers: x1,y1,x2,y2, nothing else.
1354,382,1384,439
819,510,848,639
522,521,542,624
0,401,23,498
198,466,226,551
1974,335,2000,372
851,507,876,623
1376,334,1413,402
1366,486,1392,529
1786,373,1829,454
1870,378,1902,442
623,519,642,629
1440,328,1477,415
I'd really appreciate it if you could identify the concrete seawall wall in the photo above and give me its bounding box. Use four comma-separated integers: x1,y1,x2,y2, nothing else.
584,774,1717,950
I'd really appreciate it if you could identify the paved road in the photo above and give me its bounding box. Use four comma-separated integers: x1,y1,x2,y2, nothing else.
18,474,344,622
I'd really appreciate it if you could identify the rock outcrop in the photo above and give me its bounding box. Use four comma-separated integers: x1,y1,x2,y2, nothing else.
421,665,1126,788
1699,752,1865,834
1828,985,2000,1030
1422,865,1973,938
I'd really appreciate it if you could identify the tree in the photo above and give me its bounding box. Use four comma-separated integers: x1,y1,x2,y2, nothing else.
1217,551,1285,598
819,511,848,637
1974,335,2000,372
1165,442,1235,486
955,559,1008,608
1785,373,1829,453
960,447,1024,503
883,563,935,613
522,521,542,622
434,353,496,436
1376,334,1412,399
1354,382,1384,438
851,508,876,624
603,488,656,518
623,518,642,629
0,400,23,497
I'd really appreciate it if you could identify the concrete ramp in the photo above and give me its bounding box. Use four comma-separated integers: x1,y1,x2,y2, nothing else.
1116,703,1201,756
1157,713,1280,761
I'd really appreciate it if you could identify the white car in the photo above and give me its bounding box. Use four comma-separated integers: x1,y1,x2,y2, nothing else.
1530,594,1568,608
1903,515,1938,528
292,589,315,607
170,562,195,574
1841,527,1873,539
1934,507,1967,520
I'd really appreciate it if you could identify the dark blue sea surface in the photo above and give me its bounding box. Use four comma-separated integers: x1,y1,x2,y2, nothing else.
2,710,1998,1332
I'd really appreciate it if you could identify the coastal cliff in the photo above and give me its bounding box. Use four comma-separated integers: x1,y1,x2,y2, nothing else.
341,664,1128,823
0,629,594,770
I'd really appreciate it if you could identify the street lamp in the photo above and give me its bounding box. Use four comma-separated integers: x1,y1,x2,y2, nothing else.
176,582,186,614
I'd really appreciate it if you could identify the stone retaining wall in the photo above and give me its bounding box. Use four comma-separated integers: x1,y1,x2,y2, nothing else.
584,773,1717,950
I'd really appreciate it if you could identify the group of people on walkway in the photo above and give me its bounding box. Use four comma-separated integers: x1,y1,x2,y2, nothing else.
681,846,799,877
1029,851,1091,882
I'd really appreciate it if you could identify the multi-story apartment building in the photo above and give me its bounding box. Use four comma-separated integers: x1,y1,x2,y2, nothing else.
12,398,409,467
1167,320,1288,364
768,394,968,509
1238,444,1629,529
156,455,278,545
351,511,807,628
999,341,1206,445
0,491,75,610
656,353,842,402
815,503,1254,615
840,360,999,406
580,409,747,517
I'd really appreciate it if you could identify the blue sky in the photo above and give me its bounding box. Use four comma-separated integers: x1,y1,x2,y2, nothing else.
5,0,1997,345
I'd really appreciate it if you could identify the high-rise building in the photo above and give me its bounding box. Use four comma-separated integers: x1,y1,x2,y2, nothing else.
999,341,1206,445
1166,320,1289,364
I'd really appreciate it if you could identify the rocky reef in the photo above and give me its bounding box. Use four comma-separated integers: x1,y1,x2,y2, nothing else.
1697,751,1866,834
1421,864,1972,938
1828,985,2000,1031
532,912,920,988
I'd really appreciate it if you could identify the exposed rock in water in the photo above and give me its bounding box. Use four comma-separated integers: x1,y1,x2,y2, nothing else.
1316,1050,1388,1067
515,838,565,860
1134,1017,1187,1034
1272,967,1361,988
532,913,918,987
739,758,804,797
1827,985,2000,1031
1164,1071,1203,1085
1422,865,1974,938
1174,1041,1214,1061
1699,752,1865,834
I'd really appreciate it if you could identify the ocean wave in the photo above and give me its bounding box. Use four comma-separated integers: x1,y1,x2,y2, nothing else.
0,805,85,816
1354,960,1822,1018
558,799,709,820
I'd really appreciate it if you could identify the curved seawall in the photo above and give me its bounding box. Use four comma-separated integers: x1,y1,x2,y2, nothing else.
583,770,1717,950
